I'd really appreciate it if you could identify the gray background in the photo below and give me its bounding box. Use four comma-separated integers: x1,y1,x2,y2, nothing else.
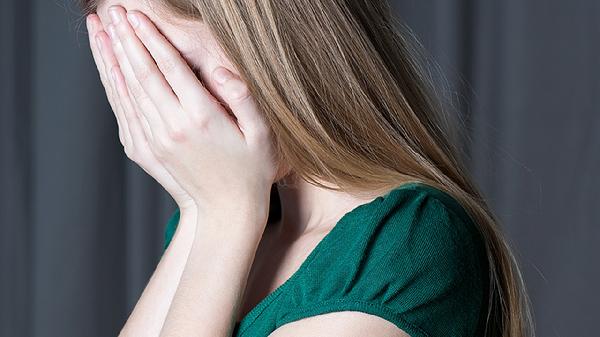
1,0,598,336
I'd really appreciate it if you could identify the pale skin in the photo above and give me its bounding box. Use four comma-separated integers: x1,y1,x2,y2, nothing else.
87,1,409,336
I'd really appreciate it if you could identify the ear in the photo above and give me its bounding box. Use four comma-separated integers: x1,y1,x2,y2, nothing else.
210,66,265,141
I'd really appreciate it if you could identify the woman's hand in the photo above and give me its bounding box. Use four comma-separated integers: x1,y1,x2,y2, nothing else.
87,13,197,213
87,6,278,222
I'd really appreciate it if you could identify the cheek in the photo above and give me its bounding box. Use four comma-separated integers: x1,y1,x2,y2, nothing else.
191,33,238,76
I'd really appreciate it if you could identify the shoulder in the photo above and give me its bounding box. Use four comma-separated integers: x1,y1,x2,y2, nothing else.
376,183,487,274
273,183,489,337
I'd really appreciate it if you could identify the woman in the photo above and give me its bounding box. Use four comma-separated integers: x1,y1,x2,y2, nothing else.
81,0,533,336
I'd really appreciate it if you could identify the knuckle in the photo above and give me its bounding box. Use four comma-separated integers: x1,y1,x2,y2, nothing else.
114,22,125,33
135,99,154,118
190,113,211,130
155,136,174,158
109,65,119,77
112,38,125,54
129,84,146,101
115,24,129,40
159,58,178,75
229,84,251,104
150,138,166,159
135,66,153,82
167,125,188,143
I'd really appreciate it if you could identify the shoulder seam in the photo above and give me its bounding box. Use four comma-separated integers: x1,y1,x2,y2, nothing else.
426,196,483,252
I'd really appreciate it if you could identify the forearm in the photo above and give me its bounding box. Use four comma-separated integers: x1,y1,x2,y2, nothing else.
118,208,198,337
159,208,266,337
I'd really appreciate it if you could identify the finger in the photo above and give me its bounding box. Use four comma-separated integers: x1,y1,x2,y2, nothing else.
96,30,133,149
87,14,127,144
108,6,183,124
211,67,269,143
111,65,151,154
125,10,217,113
111,62,156,145
108,67,137,153
86,15,109,88
133,102,155,143
107,23,167,140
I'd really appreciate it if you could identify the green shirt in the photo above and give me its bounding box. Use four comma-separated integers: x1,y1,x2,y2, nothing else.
163,182,489,337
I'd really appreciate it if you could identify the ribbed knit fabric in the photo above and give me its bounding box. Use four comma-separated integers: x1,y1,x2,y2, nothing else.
162,182,489,337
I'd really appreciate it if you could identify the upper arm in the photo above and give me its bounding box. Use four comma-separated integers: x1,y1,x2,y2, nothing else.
267,311,411,337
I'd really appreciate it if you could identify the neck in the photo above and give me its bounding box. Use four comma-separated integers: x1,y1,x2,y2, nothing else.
272,174,379,241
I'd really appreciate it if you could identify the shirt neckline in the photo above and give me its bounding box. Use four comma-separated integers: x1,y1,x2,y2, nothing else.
234,181,426,335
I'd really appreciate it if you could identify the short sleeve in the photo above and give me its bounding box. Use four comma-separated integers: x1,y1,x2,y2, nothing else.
162,207,181,253
277,190,489,337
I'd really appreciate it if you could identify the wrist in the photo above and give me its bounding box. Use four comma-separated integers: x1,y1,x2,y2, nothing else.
189,214,266,263
176,198,197,214
177,206,199,231
193,206,267,240
192,188,271,223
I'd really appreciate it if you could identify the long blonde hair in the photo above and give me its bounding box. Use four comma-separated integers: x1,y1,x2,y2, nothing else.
81,0,534,335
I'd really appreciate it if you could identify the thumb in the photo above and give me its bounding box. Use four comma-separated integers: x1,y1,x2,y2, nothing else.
211,67,264,140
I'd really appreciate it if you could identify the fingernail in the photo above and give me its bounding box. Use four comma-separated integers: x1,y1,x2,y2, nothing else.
109,7,121,24
213,67,233,85
127,13,139,28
